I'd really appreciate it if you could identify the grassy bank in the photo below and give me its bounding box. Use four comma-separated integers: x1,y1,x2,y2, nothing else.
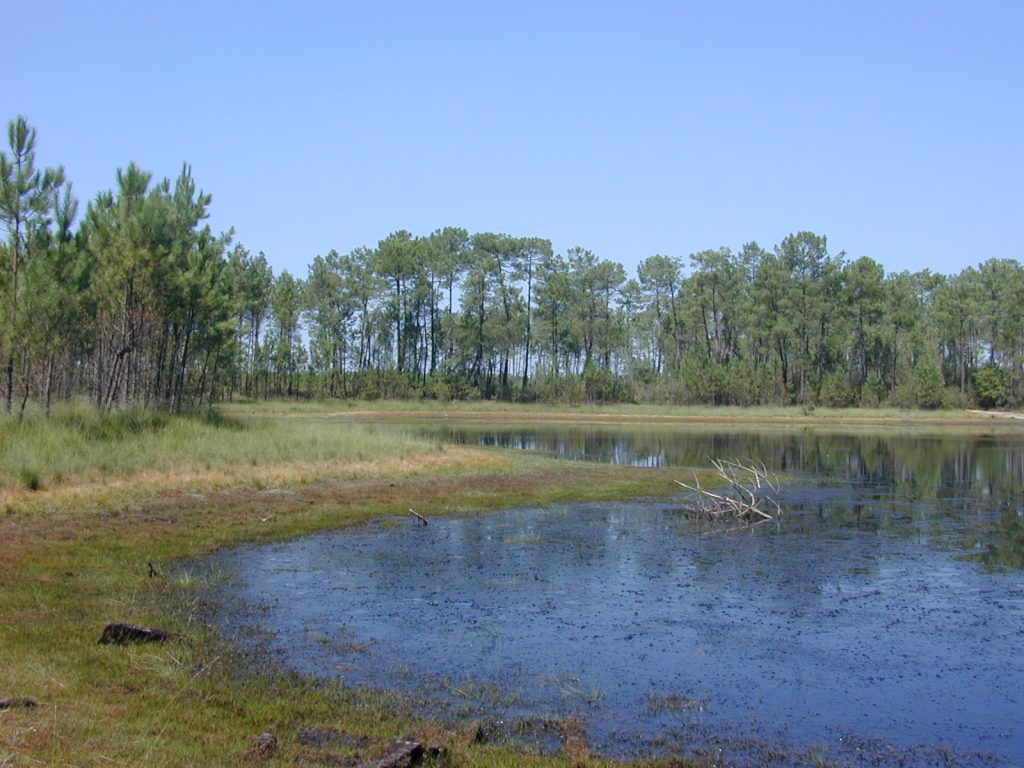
0,405,695,768
221,397,1024,430
0,403,443,497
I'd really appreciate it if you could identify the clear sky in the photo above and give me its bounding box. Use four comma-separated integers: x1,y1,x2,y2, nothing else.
5,1,1021,280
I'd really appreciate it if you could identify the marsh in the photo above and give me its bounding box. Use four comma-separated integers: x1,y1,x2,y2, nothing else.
201,425,1024,766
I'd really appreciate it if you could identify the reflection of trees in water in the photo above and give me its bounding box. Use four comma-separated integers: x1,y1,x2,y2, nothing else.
973,508,1024,569
440,425,1023,500
428,424,1024,567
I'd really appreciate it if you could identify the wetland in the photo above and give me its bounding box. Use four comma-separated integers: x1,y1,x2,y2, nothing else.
200,423,1024,766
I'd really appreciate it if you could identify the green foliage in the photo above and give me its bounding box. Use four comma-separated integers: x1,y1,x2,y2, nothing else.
942,385,973,410
859,371,889,408
909,358,946,409
974,364,1009,409
0,115,71,416
4,114,1024,413
420,374,453,401
582,365,631,404
531,371,585,405
819,371,858,408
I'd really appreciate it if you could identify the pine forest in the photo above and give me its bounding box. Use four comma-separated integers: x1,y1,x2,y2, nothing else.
3,116,1022,416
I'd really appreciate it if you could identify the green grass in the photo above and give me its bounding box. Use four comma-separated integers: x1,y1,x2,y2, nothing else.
0,402,436,492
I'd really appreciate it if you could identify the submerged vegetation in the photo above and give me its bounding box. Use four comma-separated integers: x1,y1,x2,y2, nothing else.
3,115,1024,418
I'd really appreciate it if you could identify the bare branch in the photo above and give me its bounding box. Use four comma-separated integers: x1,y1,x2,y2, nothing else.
676,459,783,524
408,508,429,526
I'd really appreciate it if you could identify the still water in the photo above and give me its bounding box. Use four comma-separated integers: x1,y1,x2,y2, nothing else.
202,425,1024,766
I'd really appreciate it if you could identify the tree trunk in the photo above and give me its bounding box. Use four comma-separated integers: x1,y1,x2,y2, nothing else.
4,354,14,414
17,356,31,420
44,353,55,416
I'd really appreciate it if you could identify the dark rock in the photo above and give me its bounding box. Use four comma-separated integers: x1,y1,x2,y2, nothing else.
298,727,371,750
98,622,172,645
0,697,37,710
295,750,360,766
357,740,425,768
244,732,278,760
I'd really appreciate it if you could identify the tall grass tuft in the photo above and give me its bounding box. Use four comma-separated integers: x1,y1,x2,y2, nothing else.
18,466,42,490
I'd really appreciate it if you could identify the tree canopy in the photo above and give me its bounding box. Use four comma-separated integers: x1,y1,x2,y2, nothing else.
3,116,1023,414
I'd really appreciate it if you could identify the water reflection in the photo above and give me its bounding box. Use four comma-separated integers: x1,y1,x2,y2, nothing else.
416,423,1024,566
417,423,1024,499
979,508,1024,569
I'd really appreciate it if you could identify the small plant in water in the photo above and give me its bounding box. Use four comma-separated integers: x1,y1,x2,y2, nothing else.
442,679,521,708
548,674,605,707
644,692,709,715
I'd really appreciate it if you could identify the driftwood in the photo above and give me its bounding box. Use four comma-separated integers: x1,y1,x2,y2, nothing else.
408,509,429,526
0,697,37,710
676,458,782,523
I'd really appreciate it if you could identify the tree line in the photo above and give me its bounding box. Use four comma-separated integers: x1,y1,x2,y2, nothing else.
2,116,1022,415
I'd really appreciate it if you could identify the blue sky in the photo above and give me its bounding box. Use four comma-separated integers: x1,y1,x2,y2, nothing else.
5,1,1021,280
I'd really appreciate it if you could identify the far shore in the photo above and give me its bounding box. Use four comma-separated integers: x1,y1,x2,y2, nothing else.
226,399,1024,430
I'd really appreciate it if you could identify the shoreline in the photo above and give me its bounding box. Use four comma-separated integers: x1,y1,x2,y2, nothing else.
2,404,1021,767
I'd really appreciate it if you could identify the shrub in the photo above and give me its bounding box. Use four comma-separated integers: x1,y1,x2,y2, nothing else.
859,371,888,408
818,371,857,408
974,364,1009,409
910,358,946,409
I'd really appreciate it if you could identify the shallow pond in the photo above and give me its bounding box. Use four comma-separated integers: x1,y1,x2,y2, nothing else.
200,426,1024,766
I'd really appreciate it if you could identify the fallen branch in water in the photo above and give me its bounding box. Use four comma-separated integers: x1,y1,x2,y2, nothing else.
675,458,782,523
408,508,429,526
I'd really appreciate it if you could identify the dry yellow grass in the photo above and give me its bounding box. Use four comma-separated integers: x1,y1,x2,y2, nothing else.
0,445,509,511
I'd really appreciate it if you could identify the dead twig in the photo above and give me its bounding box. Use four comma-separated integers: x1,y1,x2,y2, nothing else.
408,509,429,526
676,458,783,523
